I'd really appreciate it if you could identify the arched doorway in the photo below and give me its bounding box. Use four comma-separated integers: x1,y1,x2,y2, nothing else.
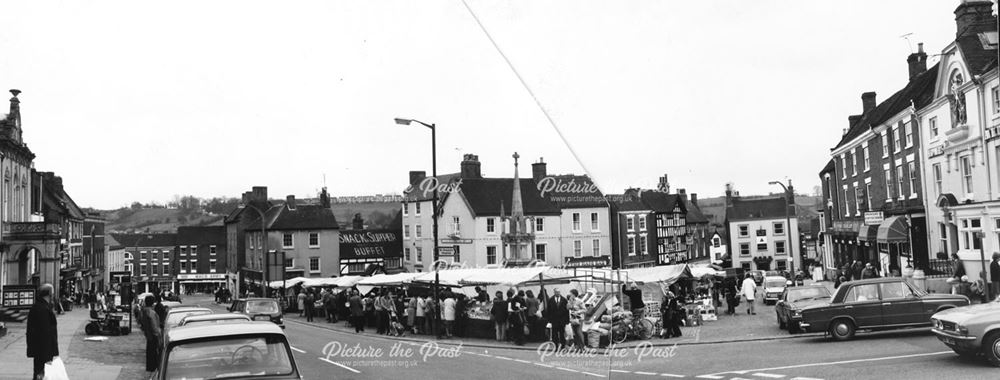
14,247,39,287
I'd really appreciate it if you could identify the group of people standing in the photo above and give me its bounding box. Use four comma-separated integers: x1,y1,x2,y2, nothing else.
834,260,882,288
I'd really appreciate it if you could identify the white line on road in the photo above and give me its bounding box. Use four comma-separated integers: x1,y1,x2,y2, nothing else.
634,371,658,375
659,374,685,378
556,367,580,373
611,369,632,373
289,346,305,353
696,376,724,379
514,359,532,364
533,363,554,368
790,378,825,380
318,357,361,374
495,356,513,361
752,373,785,378
722,351,952,374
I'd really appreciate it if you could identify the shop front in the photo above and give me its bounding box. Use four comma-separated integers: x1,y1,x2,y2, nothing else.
178,273,227,295
877,216,912,277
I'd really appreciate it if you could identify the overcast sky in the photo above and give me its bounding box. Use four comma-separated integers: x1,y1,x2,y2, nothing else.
0,1,980,209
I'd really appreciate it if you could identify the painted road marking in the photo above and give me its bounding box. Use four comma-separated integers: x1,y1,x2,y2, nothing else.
514,359,532,364
495,355,514,361
721,351,952,374
790,378,824,380
556,367,580,373
289,346,305,353
659,374,685,378
753,374,785,378
697,376,724,379
318,357,361,374
611,369,632,373
533,363,554,368
634,371,658,375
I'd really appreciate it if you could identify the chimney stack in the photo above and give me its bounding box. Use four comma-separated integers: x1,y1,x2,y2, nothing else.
691,193,698,206
531,157,547,182
678,188,687,200
352,213,364,230
907,43,928,80
459,154,482,179
286,195,296,210
954,0,996,38
409,171,427,188
861,92,877,114
319,187,330,208
658,174,670,193
251,186,268,203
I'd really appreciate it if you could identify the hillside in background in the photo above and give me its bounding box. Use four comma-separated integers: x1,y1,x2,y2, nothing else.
697,194,823,232
102,207,226,233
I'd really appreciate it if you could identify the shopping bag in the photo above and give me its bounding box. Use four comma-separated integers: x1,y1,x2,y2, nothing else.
43,356,69,380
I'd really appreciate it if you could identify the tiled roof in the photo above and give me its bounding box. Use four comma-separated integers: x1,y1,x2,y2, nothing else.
819,159,836,177
685,200,709,224
727,197,792,221
177,226,227,245
832,63,939,151
247,204,340,231
607,190,685,214
712,228,728,241
402,173,462,202
110,233,177,248
957,32,999,76
450,178,562,217
105,234,124,249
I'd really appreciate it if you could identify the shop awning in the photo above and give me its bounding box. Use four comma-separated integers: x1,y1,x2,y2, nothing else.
858,224,879,241
877,216,909,242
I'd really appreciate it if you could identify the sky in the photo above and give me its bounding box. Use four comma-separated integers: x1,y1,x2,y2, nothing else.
0,0,984,209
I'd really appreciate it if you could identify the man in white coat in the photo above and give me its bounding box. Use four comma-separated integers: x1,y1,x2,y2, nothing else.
741,274,757,315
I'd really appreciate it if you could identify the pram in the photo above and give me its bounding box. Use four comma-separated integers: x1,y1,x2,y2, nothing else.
388,310,406,337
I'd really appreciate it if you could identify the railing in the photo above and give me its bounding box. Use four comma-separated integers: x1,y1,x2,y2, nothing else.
925,259,954,278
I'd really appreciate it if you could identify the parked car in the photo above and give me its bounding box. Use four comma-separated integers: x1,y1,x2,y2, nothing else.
230,298,285,328
750,270,765,286
763,276,790,305
798,278,969,341
776,284,833,333
151,322,301,380
178,313,252,327
930,297,1000,366
163,307,213,333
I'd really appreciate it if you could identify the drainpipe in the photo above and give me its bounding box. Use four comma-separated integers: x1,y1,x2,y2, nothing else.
973,76,993,200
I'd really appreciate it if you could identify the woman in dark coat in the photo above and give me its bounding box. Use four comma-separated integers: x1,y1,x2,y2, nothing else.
27,284,59,379
662,297,683,338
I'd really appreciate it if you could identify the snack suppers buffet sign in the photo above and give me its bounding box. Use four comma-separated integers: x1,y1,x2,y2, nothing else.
339,230,403,260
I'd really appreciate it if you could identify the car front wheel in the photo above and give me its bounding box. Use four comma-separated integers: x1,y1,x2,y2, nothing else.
983,331,1000,367
829,319,855,341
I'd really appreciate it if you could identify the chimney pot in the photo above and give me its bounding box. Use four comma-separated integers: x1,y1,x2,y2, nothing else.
409,171,427,187
861,92,877,113
286,195,296,210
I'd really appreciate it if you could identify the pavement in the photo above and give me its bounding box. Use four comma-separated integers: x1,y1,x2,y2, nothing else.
0,305,144,380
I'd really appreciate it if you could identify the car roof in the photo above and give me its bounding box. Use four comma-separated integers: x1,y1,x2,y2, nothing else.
237,298,277,302
180,314,251,324
166,306,211,314
166,321,285,343
764,276,787,281
843,278,907,285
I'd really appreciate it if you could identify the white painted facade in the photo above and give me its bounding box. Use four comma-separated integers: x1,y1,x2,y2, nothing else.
728,217,801,272
918,37,1000,276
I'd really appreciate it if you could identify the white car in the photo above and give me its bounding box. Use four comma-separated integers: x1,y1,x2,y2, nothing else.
763,276,789,305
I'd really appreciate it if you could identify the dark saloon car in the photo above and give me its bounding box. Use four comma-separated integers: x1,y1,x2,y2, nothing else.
152,322,301,380
230,298,284,328
775,284,833,333
798,278,969,341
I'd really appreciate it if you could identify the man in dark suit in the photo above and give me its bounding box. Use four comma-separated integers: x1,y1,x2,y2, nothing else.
545,289,570,350
27,283,59,380
990,252,1000,300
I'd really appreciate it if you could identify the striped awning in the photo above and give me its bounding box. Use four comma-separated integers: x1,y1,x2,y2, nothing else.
877,216,909,242
858,224,879,241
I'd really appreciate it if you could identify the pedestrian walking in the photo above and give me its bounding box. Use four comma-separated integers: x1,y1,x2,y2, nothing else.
741,274,757,315
949,253,967,295
138,295,162,372
297,291,306,317
304,290,315,322
851,260,863,282
323,289,336,323
861,262,878,279
567,290,585,349
27,283,59,380
441,293,457,338
508,291,525,345
491,291,508,342
375,289,393,335
724,277,738,315
349,290,365,333
990,252,1000,300
544,289,570,350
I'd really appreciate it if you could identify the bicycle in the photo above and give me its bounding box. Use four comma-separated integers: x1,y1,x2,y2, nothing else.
611,312,654,344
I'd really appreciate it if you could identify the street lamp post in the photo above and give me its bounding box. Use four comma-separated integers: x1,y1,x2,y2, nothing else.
245,204,268,298
395,118,440,338
769,180,796,278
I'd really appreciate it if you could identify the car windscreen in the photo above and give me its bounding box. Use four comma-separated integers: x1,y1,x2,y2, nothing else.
787,287,832,302
765,281,786,288
165,335,294,379
166,310,211,329
246,301,279,314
